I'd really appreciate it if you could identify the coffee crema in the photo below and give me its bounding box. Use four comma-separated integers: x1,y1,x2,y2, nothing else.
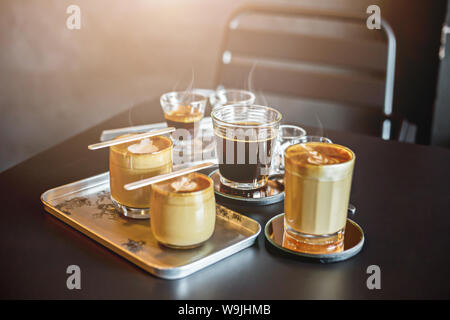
154,173,211,194
109,134,172,209
150,173,216,249
164,105,203,139
285,142,352,166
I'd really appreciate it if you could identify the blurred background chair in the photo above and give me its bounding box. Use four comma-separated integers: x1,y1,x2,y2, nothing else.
214,4,417,142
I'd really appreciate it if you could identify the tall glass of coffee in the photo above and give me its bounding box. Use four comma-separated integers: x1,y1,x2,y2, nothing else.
160,91,207,142
284,142,355,253
211,104,282,190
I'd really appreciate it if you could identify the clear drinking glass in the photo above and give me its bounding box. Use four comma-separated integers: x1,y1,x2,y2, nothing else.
299,136,333,144
109,134,173,219
272,125,307,174
211,104,282,190
209,89,255,110
284,141,355,254
160,91,207,142
150,173,216,249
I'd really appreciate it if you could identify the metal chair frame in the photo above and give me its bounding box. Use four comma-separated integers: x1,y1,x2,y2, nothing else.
214,4,398,134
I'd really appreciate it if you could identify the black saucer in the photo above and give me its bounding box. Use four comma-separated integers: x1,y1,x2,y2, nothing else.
265,213,364,263
208,169,284,205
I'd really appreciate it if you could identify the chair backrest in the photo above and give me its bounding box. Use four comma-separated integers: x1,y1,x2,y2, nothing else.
214,4,396,117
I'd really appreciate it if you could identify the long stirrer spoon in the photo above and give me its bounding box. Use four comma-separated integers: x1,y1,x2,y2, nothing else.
124,162,216,191
88,127,175,150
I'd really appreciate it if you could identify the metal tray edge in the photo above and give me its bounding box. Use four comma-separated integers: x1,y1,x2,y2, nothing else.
158,223,261,279
40,172,110,204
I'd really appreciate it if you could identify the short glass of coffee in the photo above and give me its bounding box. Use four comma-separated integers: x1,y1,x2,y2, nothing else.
150,173,216,249
160,91,208,143
109,134,173,219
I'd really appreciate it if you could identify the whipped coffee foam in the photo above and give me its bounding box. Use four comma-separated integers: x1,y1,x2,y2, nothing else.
288,143,351,166
306,151,340,165
127,138,158,154
171,176,198,192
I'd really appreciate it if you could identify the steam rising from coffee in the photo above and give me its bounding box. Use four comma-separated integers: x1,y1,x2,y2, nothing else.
172,66,195,101
247,61,267,107
166,61,330,172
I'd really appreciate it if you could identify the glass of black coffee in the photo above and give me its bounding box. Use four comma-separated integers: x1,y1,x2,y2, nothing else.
211,104,282,190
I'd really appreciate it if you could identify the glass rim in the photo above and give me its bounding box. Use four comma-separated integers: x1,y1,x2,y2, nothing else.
160,91,208,104
211,104,282,129
212,89,256,104
298,135,333,144
285,142,356,167
110,134,173,156
151,172,214,197
279,124,307,139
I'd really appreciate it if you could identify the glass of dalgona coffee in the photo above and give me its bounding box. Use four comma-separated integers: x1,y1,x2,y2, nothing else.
149,172,216,249
109,134,173,219
284,141,355,254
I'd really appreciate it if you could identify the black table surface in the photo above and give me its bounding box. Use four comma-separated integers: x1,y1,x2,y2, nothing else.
1,98,449,299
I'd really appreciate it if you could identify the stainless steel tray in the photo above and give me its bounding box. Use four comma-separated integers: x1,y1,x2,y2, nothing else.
41,172,261,280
